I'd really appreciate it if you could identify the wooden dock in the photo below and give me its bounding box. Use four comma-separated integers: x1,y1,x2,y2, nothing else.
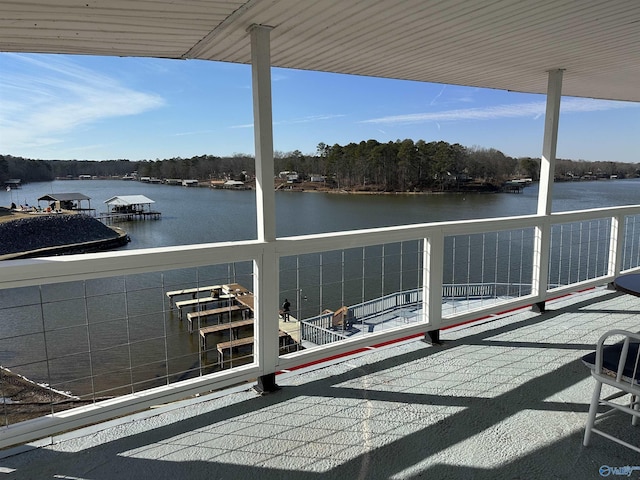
175,295,216,309
186,304,251,333
165,285,222,306
199,318,255,349
175,294,234,320
214,332,289,367
165,282,301,368
97,211,161,223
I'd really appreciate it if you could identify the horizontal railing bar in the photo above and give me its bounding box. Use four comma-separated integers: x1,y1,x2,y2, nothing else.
0,241,265,289
550,205,640,222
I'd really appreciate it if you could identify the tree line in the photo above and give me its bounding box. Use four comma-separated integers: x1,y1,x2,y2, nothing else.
2,139,638,190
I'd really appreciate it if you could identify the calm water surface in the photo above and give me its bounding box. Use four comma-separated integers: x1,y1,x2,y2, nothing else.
5,178,640,248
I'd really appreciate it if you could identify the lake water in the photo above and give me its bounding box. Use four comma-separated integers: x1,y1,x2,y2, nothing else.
2,178,639,399
6,178,640,248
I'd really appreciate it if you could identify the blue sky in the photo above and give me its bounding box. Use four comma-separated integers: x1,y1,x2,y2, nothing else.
0,52,638,162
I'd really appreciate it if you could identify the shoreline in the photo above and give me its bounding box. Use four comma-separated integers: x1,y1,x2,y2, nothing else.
0,366,101,425
0,210,130,260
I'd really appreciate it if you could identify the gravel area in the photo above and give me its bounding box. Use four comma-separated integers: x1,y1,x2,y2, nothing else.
0,213,120,256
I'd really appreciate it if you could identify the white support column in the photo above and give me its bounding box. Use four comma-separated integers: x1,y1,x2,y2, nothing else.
537,69,563,217
423,234,444,344
532,69,563,307
249,24,279,391
608,214,625,277
251,24,276,243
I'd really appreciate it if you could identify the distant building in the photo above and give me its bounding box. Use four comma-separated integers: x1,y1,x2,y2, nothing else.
223,180,246,189
4,179,21,189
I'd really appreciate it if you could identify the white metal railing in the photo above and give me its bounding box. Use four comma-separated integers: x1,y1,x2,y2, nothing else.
1,206,640,448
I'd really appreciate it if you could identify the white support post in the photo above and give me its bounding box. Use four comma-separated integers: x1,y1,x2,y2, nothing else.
532,69,563,308
423,234,443,344
251,24,276,244
608,214,625,277
249,24,279,391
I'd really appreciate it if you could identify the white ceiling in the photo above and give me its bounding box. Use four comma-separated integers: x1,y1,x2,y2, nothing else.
1,0,639,101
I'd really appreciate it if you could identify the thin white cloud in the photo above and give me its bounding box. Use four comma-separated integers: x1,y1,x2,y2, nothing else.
231,113,345,129
429,85,447,105
0,53,164,151
361,98,639,125
281,114,345,125
174,129,219,137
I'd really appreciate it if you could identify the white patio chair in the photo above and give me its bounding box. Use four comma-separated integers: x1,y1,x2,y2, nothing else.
582,329,640,453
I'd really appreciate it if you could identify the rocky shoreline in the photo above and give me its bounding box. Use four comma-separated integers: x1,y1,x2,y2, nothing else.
0,211,129,259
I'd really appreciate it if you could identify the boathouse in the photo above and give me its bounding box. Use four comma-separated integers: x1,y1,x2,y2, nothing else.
37,192,92,212
103,194,160,221
4,179,21,189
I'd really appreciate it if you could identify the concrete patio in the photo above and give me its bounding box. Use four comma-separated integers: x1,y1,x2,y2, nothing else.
1,286,639,479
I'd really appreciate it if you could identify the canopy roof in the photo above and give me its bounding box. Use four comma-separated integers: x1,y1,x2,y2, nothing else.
104,195,155,206
38,193,91,202
1,1,639,102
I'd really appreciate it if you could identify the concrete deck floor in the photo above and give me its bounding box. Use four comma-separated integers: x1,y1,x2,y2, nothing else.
2,286,640,479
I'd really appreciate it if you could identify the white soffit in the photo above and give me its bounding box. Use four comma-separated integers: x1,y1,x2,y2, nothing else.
0,0,639,101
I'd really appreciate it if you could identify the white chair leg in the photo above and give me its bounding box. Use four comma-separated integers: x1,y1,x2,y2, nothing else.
584,379,603,446
632,395,639,427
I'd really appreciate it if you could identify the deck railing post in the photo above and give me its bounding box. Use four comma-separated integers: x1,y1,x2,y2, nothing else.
249,24,280,392
607,213,626,282
424,234,443,344
532,69,563,310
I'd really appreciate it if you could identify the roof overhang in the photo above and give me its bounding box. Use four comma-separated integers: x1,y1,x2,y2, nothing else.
1,0,639,102
104,195,155,206
37,193,91,202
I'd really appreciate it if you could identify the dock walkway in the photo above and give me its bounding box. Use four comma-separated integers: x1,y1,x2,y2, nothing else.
175,295,234,320
187,305,251,333
215,331,289,366
97,211,161,223
199,318,254,349
165,285,221,306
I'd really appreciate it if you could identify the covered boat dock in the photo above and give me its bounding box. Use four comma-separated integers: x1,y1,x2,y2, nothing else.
102,195,161,222
37,192,92,213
